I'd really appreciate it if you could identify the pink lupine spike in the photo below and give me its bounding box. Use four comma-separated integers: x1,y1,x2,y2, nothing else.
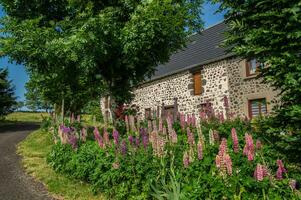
197,141,203,160
231,128,239,153
183,151,190,168
254,164,264,181
256,140,262,150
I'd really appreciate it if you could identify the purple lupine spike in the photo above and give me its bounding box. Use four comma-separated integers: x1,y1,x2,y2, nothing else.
128,135,134,145
112,129,119,145
135,137,140,147
68,134,78,149
276,160,287,180
121,140,127,156
94,127,101,140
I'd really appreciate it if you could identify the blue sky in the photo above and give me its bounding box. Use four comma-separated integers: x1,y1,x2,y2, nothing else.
1,2,224,102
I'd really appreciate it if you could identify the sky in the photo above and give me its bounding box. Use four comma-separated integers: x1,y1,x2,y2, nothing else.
1,2,224,103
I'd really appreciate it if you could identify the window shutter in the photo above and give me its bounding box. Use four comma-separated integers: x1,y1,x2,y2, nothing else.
193,72,202,95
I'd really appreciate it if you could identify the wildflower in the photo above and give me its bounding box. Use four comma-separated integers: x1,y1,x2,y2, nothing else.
199,111,207,121
135,137,140,147
180,113,186,129
141,130,149,149
254,164,269,181
81,128,87,142
213,130,220,143
112,161,120,169
224,154,232,175
218,112,225,123
77,115,81,122
166,116,173,133
197,141,203,160
71,113,75,123
128,135,134,145
231,128,239,153
170,129,178,144
256,140,262,150
159,118,163,132
191,114,196,127
129,115,136,132
152,120,158,132
186,127,195,146
147,120,152,134
68,134,78,149
94,127,104,148
112,129,119,145
276,160,287,180
121,140,127,156
209,129,214,145
125,115,129,133
289,180,297,190
243,133,255,161
103,128,110,147
183,151,190,168
215,155,221,168
218,138,227,157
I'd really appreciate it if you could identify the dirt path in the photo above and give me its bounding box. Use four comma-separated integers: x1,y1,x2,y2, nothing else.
0,123,53,200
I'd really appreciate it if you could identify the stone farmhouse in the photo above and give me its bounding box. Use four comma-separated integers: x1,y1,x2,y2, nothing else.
102,22,278,121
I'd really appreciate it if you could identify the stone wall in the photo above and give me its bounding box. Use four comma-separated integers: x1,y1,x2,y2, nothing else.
131,60,230,119
226,58,279,117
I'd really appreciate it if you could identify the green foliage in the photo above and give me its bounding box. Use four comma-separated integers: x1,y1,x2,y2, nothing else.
0,68,16,118
0,0,204,105
212,0,301,129
47,117,300,199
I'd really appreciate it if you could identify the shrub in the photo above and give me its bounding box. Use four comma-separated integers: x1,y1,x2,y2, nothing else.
47,115,300,199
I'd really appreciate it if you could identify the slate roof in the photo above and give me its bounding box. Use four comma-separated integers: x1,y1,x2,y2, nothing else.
151,21,232,80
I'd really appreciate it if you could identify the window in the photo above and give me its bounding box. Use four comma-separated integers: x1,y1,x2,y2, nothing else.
145,108,151,119
248,98,267,118
193,72,202,95
246,58,263,76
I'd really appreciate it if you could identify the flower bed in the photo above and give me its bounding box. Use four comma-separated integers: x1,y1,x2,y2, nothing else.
46,114,300,199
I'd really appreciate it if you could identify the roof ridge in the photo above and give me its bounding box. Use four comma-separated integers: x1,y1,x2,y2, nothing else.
190,20,225,36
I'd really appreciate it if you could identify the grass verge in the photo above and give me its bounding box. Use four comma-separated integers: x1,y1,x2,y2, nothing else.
4,112,49,123
17,130,105,200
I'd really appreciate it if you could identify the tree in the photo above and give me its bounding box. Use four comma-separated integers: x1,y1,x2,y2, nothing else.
213,0,301,129
0,0,204,107
0,68,16,118
212,0,301,162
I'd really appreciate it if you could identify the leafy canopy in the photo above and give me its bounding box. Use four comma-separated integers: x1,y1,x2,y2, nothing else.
0,0,204,105
212,0,301,129
0,68,16,118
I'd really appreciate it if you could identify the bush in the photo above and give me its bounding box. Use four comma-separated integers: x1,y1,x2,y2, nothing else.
47,116,300,199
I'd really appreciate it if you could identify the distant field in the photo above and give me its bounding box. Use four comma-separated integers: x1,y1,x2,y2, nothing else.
4,112,49,123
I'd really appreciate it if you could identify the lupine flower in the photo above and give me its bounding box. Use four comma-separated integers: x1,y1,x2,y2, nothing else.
215,155,221,168
254,164,269,181
209,129,214,145
128,135,134,145
231,128,239,153
256,140,262,150
289,180,297,190
187,114,191,126
94,127,104,148
68,134,78,149
166,116,173,133
213,130,220,143
199,111,207,121
121,140,127,156
147,120,152,134
276,160,287,180
77,115,81,122
81,128,87,142
140,128,149,149
162,126,167,136
191,114,196,127
149,131,166,157
125,115,129,133
135,137,140,147
170,130,178,144
224,154,232,175
243,133,255,161
159,118,163,132
218,112,225,123
197,141,203,160
152,120,158,132
183,151,190,168
103,128,110,147
112,129,119,145
129,115,136,132
218,138,227,156
186,127,195,146
180,113,186,129
112,161,120,169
